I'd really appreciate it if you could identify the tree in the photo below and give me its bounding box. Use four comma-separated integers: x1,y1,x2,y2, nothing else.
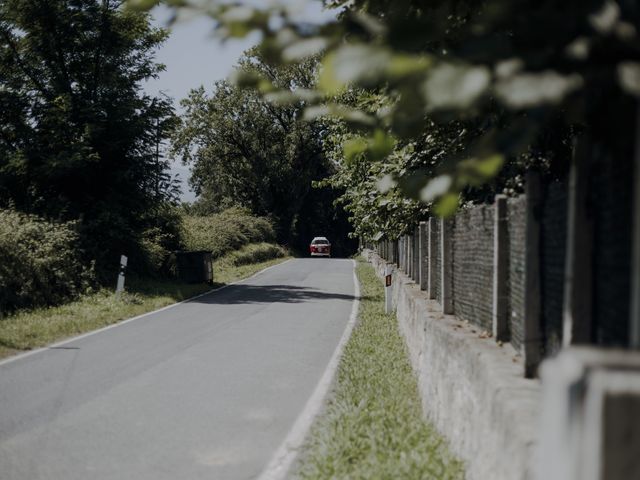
172,50,355,253
0,0,179,274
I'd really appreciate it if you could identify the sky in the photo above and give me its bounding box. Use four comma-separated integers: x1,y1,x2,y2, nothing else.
144,1,337,202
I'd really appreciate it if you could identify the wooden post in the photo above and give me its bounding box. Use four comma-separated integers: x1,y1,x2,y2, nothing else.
493,195,509,341
524,171,543,378
441,217,453,314
419,221,428,291
562,135,593,346
428,217,437,299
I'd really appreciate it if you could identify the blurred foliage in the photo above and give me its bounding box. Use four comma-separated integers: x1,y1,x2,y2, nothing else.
131,0,640,239
0,0,181,274
0,209,95,314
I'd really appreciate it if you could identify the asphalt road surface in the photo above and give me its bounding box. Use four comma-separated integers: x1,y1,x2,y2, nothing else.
0,258,356,480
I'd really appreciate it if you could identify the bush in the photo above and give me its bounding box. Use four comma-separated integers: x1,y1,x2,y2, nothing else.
226,243,287,267
182,207,276,258
0,209,95,314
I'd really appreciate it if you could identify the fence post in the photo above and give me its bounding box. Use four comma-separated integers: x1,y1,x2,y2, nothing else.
411,232,416,281
632,106,640,348
407,234,412,278
413,226,420,283
419,221,428,291
524,171,543,378
405,235,410,273
441,217,453,314
408,234,413,279
428,217,437,299
493,195,509,341
563,135,594,346
392,239,400,267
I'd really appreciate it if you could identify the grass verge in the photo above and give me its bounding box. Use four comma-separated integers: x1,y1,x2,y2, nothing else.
0,252,291,359
294,258,464,479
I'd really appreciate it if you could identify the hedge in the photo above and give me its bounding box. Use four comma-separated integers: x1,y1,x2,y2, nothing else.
0,209,94,313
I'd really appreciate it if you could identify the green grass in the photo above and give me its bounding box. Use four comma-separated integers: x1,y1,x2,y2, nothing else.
0,252,291,359
294,259,465,480
217,242,288,268
214,253,291,284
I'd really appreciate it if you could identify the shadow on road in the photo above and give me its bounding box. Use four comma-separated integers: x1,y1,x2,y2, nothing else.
194,284,360,305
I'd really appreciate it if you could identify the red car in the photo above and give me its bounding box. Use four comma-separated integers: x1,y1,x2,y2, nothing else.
310,237,331,257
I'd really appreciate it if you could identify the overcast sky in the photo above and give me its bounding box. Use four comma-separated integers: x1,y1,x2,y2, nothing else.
144,2,336,202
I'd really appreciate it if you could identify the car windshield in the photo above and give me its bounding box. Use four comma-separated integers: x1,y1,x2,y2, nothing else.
313,239,329,245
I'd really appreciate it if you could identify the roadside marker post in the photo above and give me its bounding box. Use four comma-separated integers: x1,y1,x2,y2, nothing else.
384,265,392,314
116,255,128,294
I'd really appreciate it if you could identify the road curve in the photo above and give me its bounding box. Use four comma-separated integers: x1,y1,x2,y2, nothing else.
0,258,356,480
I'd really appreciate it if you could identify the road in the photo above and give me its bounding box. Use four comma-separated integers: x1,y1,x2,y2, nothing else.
0,258,356,480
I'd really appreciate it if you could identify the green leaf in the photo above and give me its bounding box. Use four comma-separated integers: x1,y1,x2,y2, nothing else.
343,137,368,164
423,63,490,111
282,38,328,62
618,62,640,97
495,72,583,108
386,54,432,81
368,129,395,161
303,104,377,127
376,174,396,193
126,0,158,11
318,45,391,94
473,154,504,178
420,175,452,202
433,193,459,217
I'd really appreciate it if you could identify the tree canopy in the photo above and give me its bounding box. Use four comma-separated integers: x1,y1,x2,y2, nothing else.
172,50,355,253
0,0,180,272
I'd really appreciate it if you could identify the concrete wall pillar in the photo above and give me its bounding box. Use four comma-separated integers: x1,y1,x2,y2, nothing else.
413,226,420,283
563,135,594,346
419,221,428,291
428,217,437,299
631,106,640,349
524,171,543,378
537,348,640,480
441,217,453,314
493,195,509,342
408,234,413,280
406,235,410,274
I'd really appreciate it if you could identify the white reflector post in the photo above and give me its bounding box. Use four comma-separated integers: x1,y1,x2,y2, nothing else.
384,264,392,314
116,255,128,294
